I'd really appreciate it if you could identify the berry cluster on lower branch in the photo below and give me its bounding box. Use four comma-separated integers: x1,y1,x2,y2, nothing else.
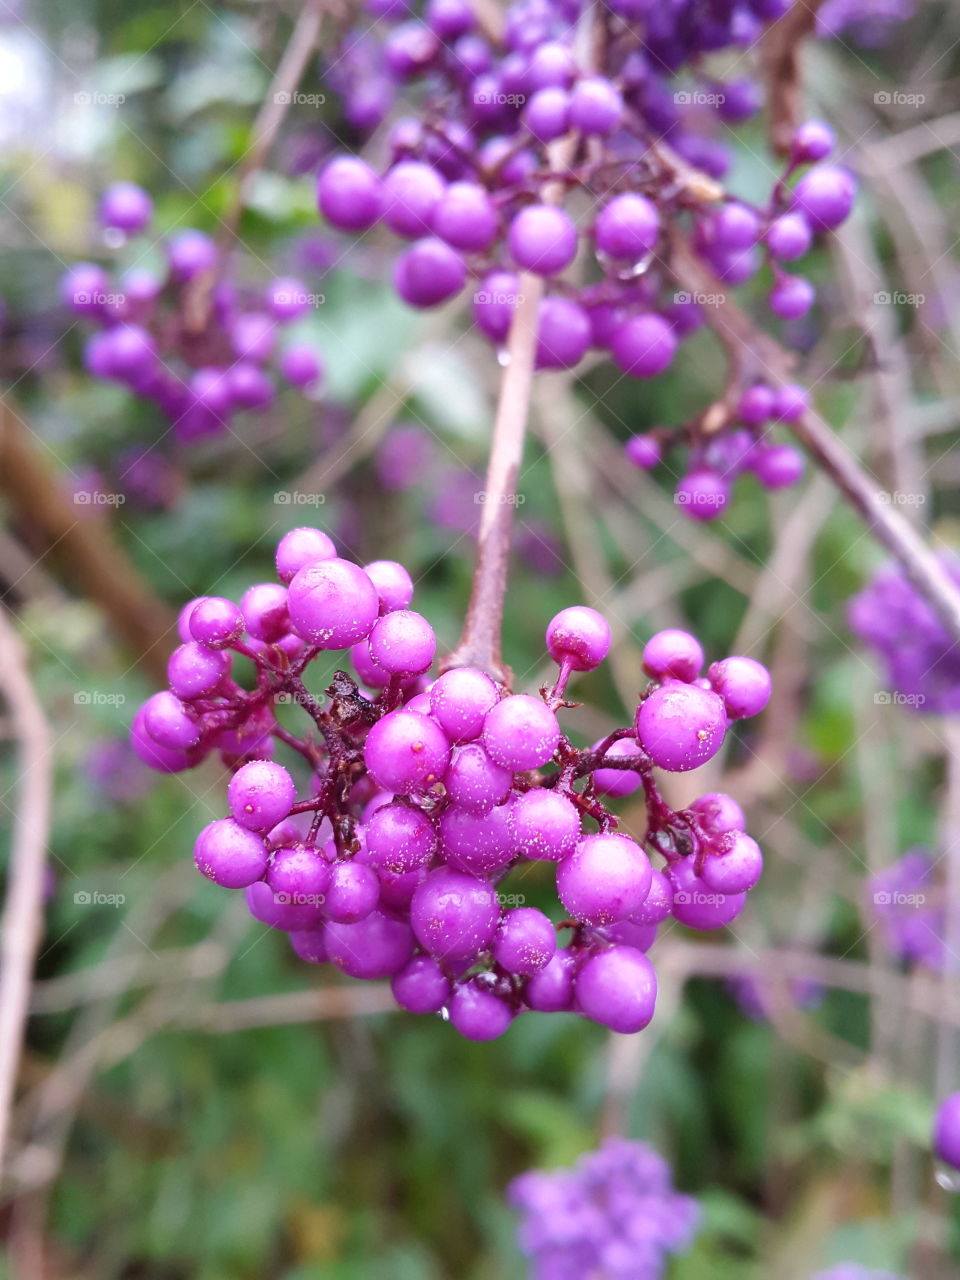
132,528,770,1040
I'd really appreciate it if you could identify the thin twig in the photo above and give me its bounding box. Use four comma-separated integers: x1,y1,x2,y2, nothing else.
0,608,53,1178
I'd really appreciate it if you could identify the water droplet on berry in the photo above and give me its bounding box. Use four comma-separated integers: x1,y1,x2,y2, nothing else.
936,1165,960,1192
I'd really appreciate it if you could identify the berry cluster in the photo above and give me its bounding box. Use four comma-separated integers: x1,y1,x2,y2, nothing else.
315,4,853,383
625,379,809,520
61,182,324,444
848,556,960,714
508,1137,699,1280
132,528,771,1039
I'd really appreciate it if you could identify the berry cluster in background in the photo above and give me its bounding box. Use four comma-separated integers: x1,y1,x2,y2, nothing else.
507,1137,700,1280
61,183,325,445
132,525,771,1040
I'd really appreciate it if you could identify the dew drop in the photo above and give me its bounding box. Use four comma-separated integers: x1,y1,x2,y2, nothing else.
496,346,510,368
935,1163,960,1192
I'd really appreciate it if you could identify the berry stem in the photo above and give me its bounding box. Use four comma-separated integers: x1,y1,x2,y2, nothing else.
669,232,960,646
442,271,545,685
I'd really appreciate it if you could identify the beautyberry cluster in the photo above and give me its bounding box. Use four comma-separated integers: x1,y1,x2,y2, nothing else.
61,183,324,444
315,3,853,380
508,1137,699,1280
625,379,809,520
132,529,770,1040
849,555,960,714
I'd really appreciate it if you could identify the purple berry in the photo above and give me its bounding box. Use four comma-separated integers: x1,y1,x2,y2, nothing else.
430,667,499,742
194,818,268,888
449,979,515,1040
166,229,216,280
364,709,451,793
738,384,775,425
324,909,414,978
546,606,611,672
535,296,591,369
440,800,516,874
482,694,561,771
557,832,652,925
444,743,512,813
317,156,384,231
935,1093,960,1169
636,682,727,772
228,761,297,832
575,945,657,1033
275,527,337,583
100,181,152,233
432,181,498,251
287,557,379,648
325,859,381,923
279,345,323,389
508,205,578,276
512,789,581,861
365,801,438,874
523,87,570,142
642,629,704,683
766,212,812,261
610,314,677,378
394,237,467,307
188,596,245,650
410,867,500,963
792,119,835,164
752,443,806,489
240,583,289,643
391,953,450,1012
568,75,623,135
625,435,662,469
595,193,659,260
524,949,576,1011
770,274,815,319
167,643,229,699
700,831,763,894
368,609,436,676
708,655,772,719
592,738,644,798
675,470,730,521
792,165,856,231
492,907,557,975
142,691,201,750
364,559,415,613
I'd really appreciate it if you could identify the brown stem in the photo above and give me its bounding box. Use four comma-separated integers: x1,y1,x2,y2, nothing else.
760,0,828,156
441,274,545,684
0,607,53,1179
0,403,176,682
668,237,960,645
